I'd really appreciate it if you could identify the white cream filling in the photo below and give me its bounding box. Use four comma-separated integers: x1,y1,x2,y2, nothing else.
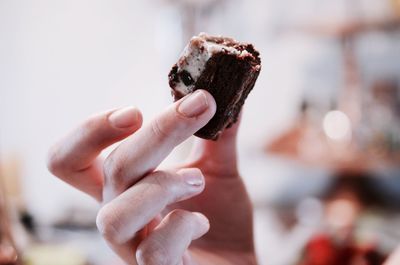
174,35,250,96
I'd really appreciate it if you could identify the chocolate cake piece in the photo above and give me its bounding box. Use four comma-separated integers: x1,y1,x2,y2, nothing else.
168,33,261,140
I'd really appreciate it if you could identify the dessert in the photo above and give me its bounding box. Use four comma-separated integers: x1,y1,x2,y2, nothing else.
168,33,261,140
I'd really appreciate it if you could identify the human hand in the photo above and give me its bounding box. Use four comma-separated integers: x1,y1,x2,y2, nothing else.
0,243,18,265
385,246,400,265
47,90,256,265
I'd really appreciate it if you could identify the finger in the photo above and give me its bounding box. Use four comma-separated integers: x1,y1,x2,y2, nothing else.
96,168,204,249
136,210,209,265
103,90,216,199
47,106,142,200
0,243,18,264
385,247,400,265
189,114,242,177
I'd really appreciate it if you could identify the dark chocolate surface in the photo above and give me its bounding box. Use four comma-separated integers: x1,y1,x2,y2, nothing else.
169,39,261,140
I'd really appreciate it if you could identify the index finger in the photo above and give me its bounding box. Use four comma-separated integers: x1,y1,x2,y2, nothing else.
102,90,216,200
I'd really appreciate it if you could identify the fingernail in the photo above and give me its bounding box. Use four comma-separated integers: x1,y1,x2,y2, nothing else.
178,168,204,186
109,107,139,128
177,90,209,118
192,212,210,227
192,212,210,237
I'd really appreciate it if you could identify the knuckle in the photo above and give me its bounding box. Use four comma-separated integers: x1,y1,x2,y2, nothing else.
152,171,170,189
151,109,193,143
151,171,178,202
96,204,124,244
103,155,125,190
46,115,103,177
137,240,168,265
150,117,169,140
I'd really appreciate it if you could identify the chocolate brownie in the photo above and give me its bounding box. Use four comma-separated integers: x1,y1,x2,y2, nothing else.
168,33,261,140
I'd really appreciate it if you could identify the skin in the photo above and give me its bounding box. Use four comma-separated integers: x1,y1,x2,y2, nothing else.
0,243,18,264
385,247,400,265
47,90,257,265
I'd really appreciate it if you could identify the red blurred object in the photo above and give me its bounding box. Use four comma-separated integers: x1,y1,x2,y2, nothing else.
299,234,387,265
301,234,338,265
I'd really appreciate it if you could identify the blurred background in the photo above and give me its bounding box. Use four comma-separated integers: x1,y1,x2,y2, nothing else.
1,0,400,264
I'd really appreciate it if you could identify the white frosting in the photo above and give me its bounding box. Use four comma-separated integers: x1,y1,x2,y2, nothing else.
174,35,250,96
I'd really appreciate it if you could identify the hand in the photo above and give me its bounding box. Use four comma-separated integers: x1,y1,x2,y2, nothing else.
0,243,18,264
385,247,400,265
47,90,256,265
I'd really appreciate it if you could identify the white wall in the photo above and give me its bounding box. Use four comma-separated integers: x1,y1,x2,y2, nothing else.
0,0,300,223
0,0,172,221
1,0,399,226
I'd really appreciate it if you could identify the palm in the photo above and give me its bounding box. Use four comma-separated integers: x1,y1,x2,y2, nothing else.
182,168,252,241
167,124,256,264
174,172,255,264
48,93,257,265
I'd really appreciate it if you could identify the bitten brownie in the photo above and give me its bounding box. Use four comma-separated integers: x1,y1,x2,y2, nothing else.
168,33,261,140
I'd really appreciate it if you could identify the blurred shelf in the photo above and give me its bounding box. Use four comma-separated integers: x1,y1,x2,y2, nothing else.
288,17,400,38
264,122,400,174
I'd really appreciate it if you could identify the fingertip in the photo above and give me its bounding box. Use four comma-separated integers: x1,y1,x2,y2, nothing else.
176,89,216,120
171,168,205,202
108,106,143,130
192,212,210,238
198,89,217,114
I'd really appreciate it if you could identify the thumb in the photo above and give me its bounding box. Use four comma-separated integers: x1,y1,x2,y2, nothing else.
188,114,241,176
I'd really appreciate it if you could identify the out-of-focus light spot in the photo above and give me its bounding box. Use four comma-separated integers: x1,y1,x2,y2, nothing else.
326,199,358,229
323,110,351,141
